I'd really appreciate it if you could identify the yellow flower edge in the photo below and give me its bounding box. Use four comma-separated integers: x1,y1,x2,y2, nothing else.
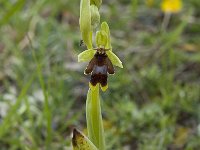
161,0,182,13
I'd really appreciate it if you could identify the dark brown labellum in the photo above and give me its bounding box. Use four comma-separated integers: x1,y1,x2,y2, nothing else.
85,49,114,87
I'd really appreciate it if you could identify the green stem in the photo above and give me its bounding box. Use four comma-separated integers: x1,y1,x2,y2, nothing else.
161,12,171,32
86,85,105,150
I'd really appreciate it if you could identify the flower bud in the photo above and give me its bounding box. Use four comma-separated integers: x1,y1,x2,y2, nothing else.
80,0,93,49
90,5,100,29
90,0,102,8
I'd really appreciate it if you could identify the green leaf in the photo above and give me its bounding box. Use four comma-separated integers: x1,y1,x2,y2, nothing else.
72,128,98,150
86,85,106,150
78,49,96,62
80,0,93,49
106,51,123,68
0,0,25,27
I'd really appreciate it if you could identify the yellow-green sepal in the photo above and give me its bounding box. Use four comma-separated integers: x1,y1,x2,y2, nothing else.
106,50,123,68
72,128,98,150
78,49,95,62
80,0,93,49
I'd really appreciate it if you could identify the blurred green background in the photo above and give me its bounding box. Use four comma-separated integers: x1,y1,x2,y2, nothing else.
0,0,200,149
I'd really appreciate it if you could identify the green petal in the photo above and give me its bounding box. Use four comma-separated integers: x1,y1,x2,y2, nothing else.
101,22,111,49
72,128,98,150
106,51,123,68
78,49,96,62
96,31,107,48
80,0,93,49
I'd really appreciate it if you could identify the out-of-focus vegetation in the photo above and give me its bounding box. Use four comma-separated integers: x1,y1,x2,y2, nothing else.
0,0,200,149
